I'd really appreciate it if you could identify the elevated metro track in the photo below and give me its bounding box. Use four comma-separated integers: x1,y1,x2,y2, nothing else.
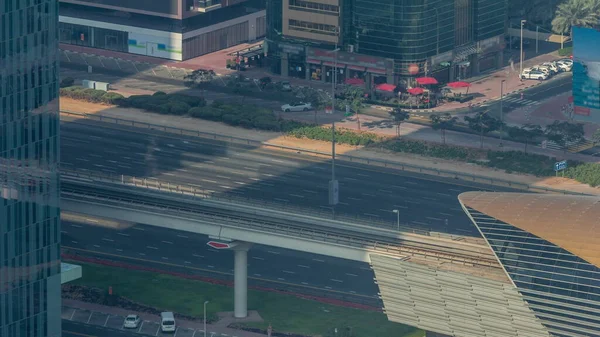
60,170,500,268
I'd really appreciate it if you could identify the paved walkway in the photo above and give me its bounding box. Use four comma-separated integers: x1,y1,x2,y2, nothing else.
63,299,267,337
59,44,563,112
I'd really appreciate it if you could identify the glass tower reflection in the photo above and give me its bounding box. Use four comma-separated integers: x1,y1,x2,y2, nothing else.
465,207,600,337
0,0,62,337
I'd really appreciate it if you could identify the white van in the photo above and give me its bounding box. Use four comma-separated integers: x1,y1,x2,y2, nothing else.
160,312,176,333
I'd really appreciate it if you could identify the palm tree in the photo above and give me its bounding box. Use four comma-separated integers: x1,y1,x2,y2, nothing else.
551,0,600,38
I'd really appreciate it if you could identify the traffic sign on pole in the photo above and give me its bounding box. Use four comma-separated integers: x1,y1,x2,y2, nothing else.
554,160,568,172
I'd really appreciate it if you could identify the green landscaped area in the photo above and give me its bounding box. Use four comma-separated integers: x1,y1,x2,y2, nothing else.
68,262,424,337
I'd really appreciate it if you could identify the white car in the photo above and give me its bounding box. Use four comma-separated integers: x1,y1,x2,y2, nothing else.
521,69,548,80
541,62,559,74
281,102,312,112
531,66,552,76
556,60,573,72
123,315,141,329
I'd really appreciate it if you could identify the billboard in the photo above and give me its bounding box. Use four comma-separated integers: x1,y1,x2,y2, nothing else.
572,26,600,123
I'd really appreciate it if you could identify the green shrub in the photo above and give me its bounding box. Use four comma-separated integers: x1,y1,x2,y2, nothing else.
60,77,75,88
169,102,191,115
59,86,124,105
153,91,167,96
167,94,205,108
558,47,572,57
564,163,600,187
485,151,559,176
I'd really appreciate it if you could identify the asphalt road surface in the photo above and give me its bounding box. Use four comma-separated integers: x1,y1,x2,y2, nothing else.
61,121,516,236
62,219,380,300
63,320,142,337
479,73,572,117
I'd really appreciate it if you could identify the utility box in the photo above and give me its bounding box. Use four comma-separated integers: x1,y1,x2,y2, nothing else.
94,82,110,91
81,79,94,89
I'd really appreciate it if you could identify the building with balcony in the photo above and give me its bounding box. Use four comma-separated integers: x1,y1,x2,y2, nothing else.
459,192,600,337
1,0,63,336
58,0,267,60
265,0,506,87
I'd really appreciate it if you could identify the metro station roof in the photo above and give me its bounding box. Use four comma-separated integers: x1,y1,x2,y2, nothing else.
458,192,600,268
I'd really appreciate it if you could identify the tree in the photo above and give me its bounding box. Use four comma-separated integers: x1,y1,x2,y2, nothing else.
508,124,544,152
389,108,411,136
464,111,504,148
551,0,600,38
545,120,585,153
429,113,458,144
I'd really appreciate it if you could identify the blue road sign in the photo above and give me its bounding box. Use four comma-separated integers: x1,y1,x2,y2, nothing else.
554,160,568,172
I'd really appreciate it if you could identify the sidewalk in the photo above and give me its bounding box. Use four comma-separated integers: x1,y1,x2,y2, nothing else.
59,43,563,112
62,298,267,337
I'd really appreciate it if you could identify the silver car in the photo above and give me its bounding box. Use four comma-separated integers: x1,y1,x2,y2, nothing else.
281,102,312,112
123,315,141,329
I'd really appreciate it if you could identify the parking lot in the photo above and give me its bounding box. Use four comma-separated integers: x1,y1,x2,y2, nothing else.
62,306,231,337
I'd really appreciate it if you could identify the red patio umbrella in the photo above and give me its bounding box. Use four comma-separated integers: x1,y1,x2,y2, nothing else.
375,83,397,92
407,87,424,95
446,81,471,88
415,77,438,85
446,81,471,94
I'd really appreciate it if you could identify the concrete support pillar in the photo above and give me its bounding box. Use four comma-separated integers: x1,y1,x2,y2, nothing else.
281,53,289,77
233,245,250,318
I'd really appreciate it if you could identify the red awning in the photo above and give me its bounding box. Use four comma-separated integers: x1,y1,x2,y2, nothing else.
367,68,387,75
375,83,396,92
415,77,438,85
347,65,366,71
345,78,365,85
307,59,321,65
407,87,424,95
447,81,471,88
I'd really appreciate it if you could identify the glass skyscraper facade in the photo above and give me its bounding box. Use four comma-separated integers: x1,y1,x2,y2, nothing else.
461,193,600,337
266,0,506,82
0,0,62,337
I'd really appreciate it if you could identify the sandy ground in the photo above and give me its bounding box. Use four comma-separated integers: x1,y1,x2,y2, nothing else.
60,97,600,195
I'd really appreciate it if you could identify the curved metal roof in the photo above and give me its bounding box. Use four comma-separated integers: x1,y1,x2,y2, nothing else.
458,192,600,268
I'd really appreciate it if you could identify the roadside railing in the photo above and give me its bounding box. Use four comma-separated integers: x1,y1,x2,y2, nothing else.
61,168,432,236
60,110,593,196
61,173,500,268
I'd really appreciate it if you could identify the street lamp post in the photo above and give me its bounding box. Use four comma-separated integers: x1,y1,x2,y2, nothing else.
204,301,210,337
499,80,505,146
392,209,400,231
329,37,340,219
520,20,526,77
535,25,539,54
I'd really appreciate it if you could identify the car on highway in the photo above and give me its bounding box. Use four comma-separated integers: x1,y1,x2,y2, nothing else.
281,102,312,112
123,315,141,329
520,68,548,80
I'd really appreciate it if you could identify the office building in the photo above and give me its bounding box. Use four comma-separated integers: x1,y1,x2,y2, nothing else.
460,192,600,337
265,0,506,86
58,0,267,60
1,0,62,336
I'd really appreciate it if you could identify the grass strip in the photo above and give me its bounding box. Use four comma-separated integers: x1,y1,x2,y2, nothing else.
67,261,424,337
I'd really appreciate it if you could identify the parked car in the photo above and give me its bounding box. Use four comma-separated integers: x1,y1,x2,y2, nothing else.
160,312,176,333
531,66,553,76
123,315,141,329
556,60,573,72
280,81,292,92
281,102,312,112
521,69,548,80
541,62,560,74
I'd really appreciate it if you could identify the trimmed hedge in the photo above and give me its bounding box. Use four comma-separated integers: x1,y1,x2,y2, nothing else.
288,126,382,146
558,47,572,57
378,139,479,161
60,86,125,104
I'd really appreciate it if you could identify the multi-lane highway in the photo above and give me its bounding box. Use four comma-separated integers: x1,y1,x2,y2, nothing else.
61,217,379,300
61,121,513,236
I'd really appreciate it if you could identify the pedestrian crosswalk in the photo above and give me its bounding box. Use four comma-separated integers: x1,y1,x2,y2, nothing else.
501,96,539,106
